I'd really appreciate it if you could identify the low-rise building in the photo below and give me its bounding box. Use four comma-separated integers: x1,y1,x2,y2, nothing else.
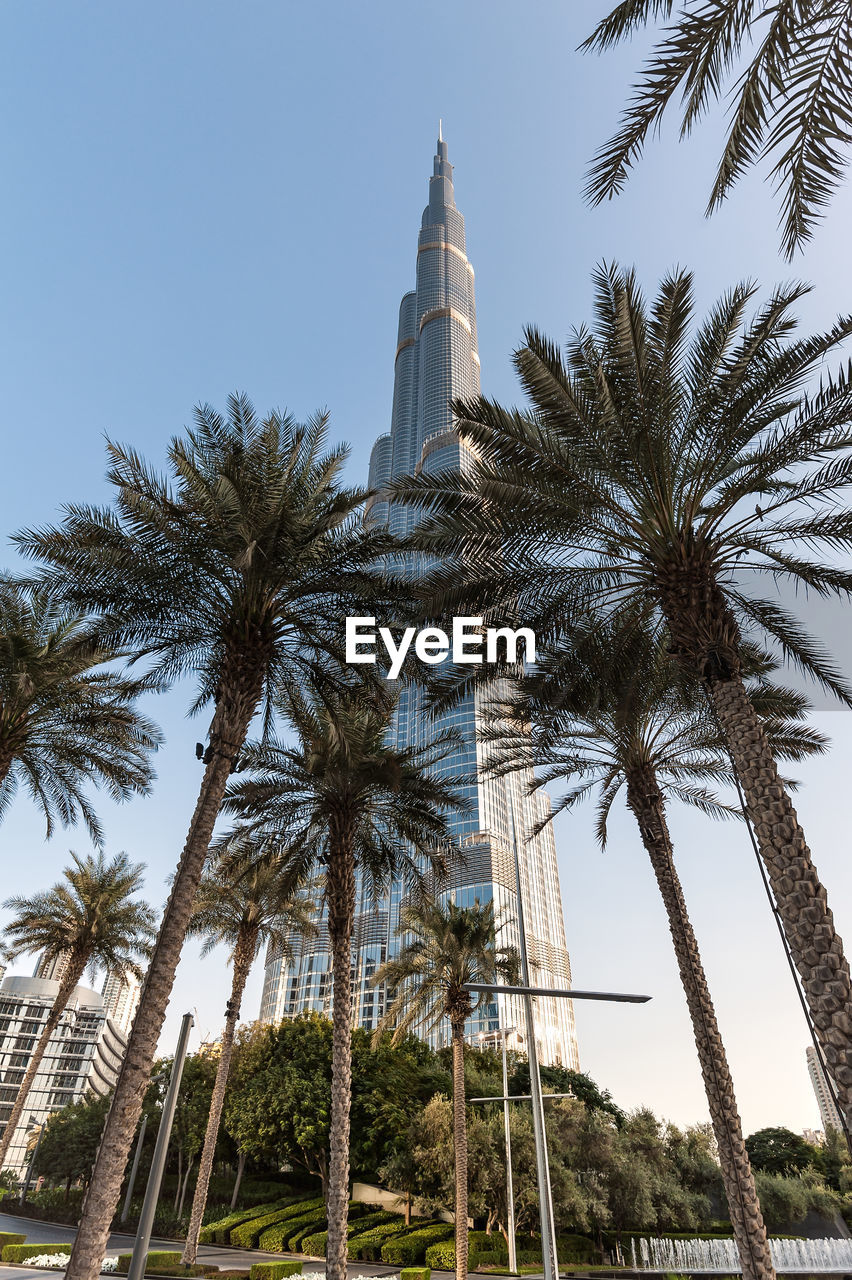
0,964,140,1176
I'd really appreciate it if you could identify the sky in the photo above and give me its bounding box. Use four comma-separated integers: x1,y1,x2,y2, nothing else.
2,0,852,1139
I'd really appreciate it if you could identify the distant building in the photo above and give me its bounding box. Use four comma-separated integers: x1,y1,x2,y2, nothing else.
0,965,134,1176
802,1127,825,1146
101,969,141,1036
807,1044,844,1133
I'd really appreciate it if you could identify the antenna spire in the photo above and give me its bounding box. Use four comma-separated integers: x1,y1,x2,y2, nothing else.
438,118,443,142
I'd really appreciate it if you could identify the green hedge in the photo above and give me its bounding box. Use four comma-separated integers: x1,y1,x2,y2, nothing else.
249,1264,303,1280
230,1199,324,1249
301,1209,399,1258
284,1210,328,1252
348,1220,412,1262
424,1241,458,1270
200,1201,297,1246
381,1224,455,1266
116,1253,187,1275
2,1244,73,1263
257,1209,324,1253
401,1269,431,1280
0,1233,27,1249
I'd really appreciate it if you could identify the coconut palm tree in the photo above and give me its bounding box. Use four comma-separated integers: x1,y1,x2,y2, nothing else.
484,620,827,1280
582,0,852,257
0,851,156,1169
374,898,517,1280
388,264,852,1117
181,839,318,1264
224,683,466,1280
14,395,392,1280
0,576,161,843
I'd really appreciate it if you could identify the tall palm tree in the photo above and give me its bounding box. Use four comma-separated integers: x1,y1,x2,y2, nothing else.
15,395,391,1280
0,576,161,843
374,898,517,1280
582,0,852,257
0,851,156,1169
388,264,852,1118
181,840,317,1264
224,684,465,1280
485,621,826,1280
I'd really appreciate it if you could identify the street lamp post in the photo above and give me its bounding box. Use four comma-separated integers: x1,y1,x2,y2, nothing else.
127,1013,193,1280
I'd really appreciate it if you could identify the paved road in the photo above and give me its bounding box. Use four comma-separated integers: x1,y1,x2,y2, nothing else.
0,1210,408,1277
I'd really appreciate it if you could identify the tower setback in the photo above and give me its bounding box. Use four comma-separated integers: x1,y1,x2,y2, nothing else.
260,134,579,1068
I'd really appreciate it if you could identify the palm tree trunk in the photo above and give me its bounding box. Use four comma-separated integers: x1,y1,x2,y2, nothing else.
451,1018,469,1280
182,924,258,1264
325,820,356,1280
65,669,265,1280
626,767,775,1280
229,1149,246,1212
0,950,88,1168
708,672,852,1114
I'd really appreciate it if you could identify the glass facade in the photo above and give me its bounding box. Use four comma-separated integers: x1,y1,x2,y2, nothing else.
260,134,579,1068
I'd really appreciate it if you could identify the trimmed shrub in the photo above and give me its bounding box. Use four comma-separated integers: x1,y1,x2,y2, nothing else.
200,1203,295,1246
231,1199,323,1249
301,1209,397,1258
285,1212,328,1252
257,1211,324,1253
0,1234,27,1249
116,1253,196,1275
348,1220,411,1262
381,1224,455,1266
3,1244,73,1263
425,1241,456,1271
401,1269,430,1280
249,1264,303,1280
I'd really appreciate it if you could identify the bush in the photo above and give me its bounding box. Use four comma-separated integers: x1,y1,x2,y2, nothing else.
425,1242,457,1271
231,1199,323,1249
116,1253,190,1275
0,1234,27,1249
348,1221,410,1262
249,1265,303,1280
301,1211,396,1259
381,1224,455,1266
257,1210,325,1253
2,1244,73,1263
200,1203,295,1246
401,1269,431,1280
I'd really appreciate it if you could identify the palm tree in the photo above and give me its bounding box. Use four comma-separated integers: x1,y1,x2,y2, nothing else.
387,265,852,1117
374,898,517,1280
224,683,465,1280
0,576,161,843
0,851,156,1170
581,0,852,257
181,839,317,1264
15,395,391,1280
485,621,827,1280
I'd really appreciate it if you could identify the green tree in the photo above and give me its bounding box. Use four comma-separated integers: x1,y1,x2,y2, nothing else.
746,1127,818,1175
225,683,464,1280
17,395,389,1280
33,1092,112,1196
582,0,852,257
181,842,317,1263
375,898,518,1280
0,576,160,842
389,264,852,1128
0,851,156,1169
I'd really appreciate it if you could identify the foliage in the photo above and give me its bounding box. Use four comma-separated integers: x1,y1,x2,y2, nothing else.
0,1234,26,1248
199,1200,298,1246
249,1266,303,1280
0,576,161,843
2,1244,73,1262
347,1221,411,1261
400,1268,431,1280
581,0,852,257
380,1223,455,1266
746,1127,819,1176
753,1169,840,1230
508,1062,624,1125
34,1092,113,1187
229,1199,324,1249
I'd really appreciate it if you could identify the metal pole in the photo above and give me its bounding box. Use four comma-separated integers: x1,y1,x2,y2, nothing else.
509,831,558,1280
501,1031,517,1275
19,1123,43,1205
127,1013,193,1280
121,1113,149,1224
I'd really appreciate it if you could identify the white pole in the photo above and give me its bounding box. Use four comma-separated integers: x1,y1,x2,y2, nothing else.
501,1030,517,1274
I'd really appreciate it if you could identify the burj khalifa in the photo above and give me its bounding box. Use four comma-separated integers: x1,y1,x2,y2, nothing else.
260,131,579,1069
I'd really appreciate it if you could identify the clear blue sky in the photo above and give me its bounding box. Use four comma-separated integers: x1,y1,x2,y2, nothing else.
2,0,852,1136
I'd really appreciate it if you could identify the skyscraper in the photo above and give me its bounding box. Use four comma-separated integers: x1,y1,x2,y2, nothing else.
260,132,579,1068
807,1044,844,1133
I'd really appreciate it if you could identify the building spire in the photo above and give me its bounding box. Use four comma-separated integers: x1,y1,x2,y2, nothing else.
438,117,443,142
